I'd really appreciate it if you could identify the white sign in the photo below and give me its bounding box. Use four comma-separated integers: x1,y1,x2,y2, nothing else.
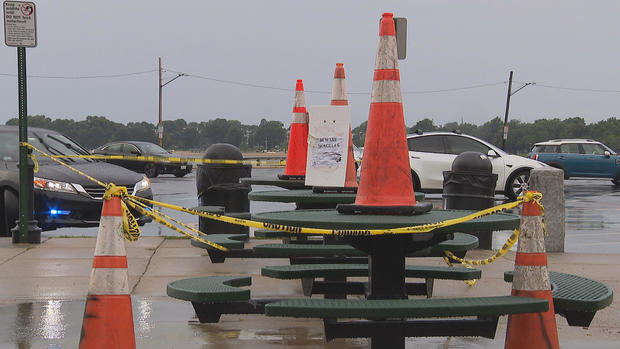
305,105,351,187
3,1,36,47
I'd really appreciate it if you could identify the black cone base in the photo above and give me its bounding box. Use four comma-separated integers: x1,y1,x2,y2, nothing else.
336,202,433,215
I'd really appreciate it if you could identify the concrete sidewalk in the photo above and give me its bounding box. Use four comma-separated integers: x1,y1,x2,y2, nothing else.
0,236,618,348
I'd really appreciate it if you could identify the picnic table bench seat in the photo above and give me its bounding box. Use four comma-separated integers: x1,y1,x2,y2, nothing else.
262,264,481,298
265,296,549,341
504,270,613,327
190,233,248,250
194,232,479,263
167,276,275,323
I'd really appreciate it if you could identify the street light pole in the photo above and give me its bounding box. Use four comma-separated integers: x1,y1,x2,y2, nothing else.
158,57,163,146
157,57,186,147
501,71,535,150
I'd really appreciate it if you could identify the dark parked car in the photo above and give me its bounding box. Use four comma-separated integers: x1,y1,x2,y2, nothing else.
92,141,193,178
0,126,153,236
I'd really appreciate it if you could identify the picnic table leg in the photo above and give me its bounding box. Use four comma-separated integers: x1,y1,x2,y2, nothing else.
367,236,407,349
367,236,407,299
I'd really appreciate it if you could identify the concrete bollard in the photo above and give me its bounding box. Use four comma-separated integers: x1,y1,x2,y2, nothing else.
529,167,565,252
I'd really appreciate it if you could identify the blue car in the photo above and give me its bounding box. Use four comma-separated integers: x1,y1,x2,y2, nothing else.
528,139,620,184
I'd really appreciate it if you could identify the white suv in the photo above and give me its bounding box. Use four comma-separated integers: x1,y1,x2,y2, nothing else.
407,131,546,199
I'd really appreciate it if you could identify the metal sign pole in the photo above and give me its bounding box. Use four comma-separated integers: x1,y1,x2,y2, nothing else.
5,1,40,243
13,46,40,243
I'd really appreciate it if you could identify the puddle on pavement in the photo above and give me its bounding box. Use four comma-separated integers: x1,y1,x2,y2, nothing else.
1,299,618,348
0,299,500,349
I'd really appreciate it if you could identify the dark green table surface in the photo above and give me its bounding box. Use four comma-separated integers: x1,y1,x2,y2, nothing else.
251,209,519,233
240,177,311,189
249,189,425,205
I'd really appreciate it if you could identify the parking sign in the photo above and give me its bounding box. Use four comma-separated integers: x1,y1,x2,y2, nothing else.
3,1,36,47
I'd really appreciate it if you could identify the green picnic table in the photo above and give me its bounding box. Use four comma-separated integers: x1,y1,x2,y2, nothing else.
252,208,519,348
249,189,425,209
240,176,311,189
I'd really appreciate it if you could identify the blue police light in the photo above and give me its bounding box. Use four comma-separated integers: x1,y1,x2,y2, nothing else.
49,209,71,216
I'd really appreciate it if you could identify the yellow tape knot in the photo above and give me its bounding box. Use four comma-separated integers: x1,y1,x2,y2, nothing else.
103,183,129,200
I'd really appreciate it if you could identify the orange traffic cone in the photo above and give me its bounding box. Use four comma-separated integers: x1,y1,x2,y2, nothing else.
505,191,559,349
79,196,136,349
314,63,358,193
337,13,431,215
279,79,309,180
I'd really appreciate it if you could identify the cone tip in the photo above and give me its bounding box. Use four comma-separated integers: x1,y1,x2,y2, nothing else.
382,12,394,18
295,79,304,91
336,63,344,67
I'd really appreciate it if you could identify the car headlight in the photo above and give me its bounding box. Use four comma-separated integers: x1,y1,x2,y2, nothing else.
133,176,151,194
33,177,77,193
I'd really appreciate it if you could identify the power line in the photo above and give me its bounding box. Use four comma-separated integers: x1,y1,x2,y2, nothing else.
0,69,157,79
5,66,620,95
168,68,507,95
531,83,620,93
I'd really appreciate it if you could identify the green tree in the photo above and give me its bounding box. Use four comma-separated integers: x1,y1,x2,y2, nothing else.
352,121,367,147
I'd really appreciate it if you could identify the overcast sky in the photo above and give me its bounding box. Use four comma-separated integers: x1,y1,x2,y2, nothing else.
2,1,620,129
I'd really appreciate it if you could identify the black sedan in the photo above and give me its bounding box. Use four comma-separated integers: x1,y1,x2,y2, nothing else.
0,126,153,236
92,141,193,178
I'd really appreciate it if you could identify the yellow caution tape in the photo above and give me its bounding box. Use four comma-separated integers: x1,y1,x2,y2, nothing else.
46,152,286,166
124,196,229,251
441,193,545,286
23,142,227,249
23,141,542,252
130,195,527,237
31,153,39,173
444,228,520,267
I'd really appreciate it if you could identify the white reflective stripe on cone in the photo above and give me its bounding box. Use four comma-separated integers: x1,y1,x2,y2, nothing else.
374,36,399,70
512,265,552,291
332,79,347,100
518,216,546,253
94,216,127,257
294,91,306,108
371,80,403,103
88,268,130,295
291,112,308,124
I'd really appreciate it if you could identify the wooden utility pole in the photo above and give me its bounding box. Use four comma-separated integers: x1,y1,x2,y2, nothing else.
502,71,535,151
501,71,514,151
158,57,163,147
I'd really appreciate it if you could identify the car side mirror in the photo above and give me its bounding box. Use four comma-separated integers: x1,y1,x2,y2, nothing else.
487,149,499,157
604,151,611,158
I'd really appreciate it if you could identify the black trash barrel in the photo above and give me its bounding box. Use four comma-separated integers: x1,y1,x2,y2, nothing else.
196,143,252,235
442,151,498,249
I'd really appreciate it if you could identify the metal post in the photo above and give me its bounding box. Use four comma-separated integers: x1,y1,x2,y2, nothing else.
501,71,513,150
158,57,163,147
13,47,41,243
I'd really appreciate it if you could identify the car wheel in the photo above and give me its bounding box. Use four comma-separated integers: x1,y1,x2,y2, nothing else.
506,169,530,200
144,163,158,178
613,172,620,185
174,172,186,178
1,190,18,237
411,171,421,192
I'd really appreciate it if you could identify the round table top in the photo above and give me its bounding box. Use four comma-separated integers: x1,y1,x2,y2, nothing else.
240,177,311,189
249,189,425,205
252,209,519,233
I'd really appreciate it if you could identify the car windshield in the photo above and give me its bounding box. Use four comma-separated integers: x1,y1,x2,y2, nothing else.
138,142,170,155
0,130,92,163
